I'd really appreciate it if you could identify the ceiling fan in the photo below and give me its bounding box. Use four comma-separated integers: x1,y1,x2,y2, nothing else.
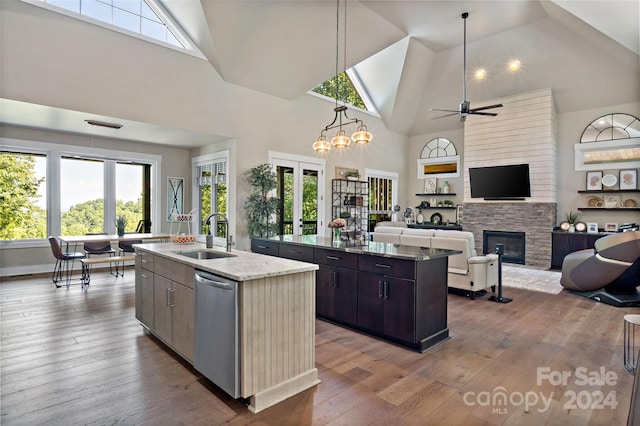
431,12,502,121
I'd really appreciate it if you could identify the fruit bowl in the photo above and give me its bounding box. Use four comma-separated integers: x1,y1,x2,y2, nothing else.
172,234,196,245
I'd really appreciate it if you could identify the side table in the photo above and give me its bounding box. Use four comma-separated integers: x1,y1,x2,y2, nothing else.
624,314,640,373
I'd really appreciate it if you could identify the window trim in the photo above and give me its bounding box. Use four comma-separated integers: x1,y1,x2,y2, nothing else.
192,150,231,237
23,0,206,60
0,137,161,249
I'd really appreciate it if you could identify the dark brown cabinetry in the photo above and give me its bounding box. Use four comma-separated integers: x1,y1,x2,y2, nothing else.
357,271,415,343
550,231,607,270
251,237,452,352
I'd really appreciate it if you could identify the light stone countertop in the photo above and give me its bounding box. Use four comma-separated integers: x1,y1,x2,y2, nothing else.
134,242,318,282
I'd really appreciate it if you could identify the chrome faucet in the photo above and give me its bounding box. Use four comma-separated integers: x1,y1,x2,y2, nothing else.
204,213,232,252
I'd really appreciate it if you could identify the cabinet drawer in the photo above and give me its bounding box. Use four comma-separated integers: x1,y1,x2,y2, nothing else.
358,255,415,280
136,250,154,272
279,243,314,262
154,258,194,289
314,248,358,269
251,239,279,257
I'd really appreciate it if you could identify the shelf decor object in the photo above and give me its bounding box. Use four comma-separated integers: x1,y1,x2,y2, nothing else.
586,171,603,191
167,177,184,221
620,170,638,190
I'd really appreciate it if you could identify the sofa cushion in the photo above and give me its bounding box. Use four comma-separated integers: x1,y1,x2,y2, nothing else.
372,227,404,244
430,237,471,274
434,230,477,257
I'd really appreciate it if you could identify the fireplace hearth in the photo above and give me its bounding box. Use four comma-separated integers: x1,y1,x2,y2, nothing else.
483,230,526,265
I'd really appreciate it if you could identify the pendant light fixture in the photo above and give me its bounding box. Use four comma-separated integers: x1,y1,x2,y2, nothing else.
312,0,372,153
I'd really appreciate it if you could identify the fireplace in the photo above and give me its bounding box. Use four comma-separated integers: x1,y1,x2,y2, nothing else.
483,230,526,265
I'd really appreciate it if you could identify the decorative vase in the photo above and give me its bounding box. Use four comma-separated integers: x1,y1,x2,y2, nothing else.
568,225,576,233
443,181,450,193
333,228,341,243
117,228,125,237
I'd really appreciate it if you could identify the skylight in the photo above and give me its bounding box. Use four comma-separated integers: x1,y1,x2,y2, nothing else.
311,69,377,114
31,0,196,53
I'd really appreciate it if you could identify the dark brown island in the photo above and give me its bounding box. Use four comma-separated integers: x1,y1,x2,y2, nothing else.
251,235,461,353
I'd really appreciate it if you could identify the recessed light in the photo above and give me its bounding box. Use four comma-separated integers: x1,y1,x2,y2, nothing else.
475,69,486,80
509,60,521,72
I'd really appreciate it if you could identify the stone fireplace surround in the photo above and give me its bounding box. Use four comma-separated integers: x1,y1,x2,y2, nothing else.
462,202,557,269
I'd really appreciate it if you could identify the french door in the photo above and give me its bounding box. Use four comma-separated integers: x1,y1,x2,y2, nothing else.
269,152,325,236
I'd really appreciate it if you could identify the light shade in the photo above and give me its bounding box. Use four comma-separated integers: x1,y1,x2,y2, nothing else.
331,130,351,148
352,124,372,144
313,135,331,152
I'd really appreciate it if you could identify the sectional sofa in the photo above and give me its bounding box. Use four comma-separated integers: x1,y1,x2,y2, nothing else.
372,224,499,299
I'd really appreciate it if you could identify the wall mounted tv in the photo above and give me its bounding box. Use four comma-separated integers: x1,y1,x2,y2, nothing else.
469,163,531,200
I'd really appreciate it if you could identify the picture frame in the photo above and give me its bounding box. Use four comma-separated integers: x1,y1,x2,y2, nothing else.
604,223,618,233
620,169,637,190
586,171,603,191
604,194,621,208
167,177,184,221
586,222,598,234
424,178,437,194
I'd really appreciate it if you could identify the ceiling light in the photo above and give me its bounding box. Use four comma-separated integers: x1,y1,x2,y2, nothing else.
509,60,521,72
85,119,123,129
313,0,372,152
475,69,486,80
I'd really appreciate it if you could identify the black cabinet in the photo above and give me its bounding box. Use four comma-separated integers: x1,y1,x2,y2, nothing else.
316,265,358,325
550,231,607,270
357,271,415,343
250,238,279,257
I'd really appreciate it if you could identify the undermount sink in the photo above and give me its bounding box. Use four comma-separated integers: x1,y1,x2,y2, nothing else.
175,250,236,260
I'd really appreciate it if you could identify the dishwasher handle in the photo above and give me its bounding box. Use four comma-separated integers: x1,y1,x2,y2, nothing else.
195,273,235,290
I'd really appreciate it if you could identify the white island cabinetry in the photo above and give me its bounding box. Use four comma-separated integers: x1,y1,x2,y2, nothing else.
134,243,319,413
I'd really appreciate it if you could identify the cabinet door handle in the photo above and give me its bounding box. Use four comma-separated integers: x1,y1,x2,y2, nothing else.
326,255,340,261
383,281,389,299
141,273,151,278
378,281,384,298
257,245,268,249
167,288,175,307
287,249,302,254
141,259,151,264
375,263,391,269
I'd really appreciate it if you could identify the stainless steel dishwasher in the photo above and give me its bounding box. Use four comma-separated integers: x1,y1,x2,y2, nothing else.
194,269,239,398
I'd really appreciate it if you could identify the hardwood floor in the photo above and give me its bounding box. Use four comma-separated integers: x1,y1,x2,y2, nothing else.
1,268,636,425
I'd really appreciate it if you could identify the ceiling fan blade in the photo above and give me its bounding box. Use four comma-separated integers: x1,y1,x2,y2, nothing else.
470,103,503,112
432,112,460,120
429,108,459,113
469,111,498,116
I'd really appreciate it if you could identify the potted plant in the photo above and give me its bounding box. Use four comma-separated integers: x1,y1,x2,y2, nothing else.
345,170,360,180
115,215,127,236
244,163,280,238
565,210,580,233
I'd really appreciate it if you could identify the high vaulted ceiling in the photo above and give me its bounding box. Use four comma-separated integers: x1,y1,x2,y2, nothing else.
165,0,639,137
2,0,639,146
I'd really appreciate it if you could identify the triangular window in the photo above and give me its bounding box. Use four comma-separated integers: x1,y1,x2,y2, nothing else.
32,0,198,53
311,69,377,113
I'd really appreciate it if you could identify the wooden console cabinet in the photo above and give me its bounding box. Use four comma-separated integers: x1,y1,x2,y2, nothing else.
550,231,607,270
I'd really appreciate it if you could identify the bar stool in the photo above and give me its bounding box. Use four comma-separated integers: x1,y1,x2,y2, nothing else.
624,314,640,373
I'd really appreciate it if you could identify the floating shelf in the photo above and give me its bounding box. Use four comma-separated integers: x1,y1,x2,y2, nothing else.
577,207,640,211
578,190,640,194
415,206,457,210
415,193,456,196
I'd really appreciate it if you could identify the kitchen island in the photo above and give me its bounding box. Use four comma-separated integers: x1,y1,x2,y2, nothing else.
252,235,461,353
134,242,320,413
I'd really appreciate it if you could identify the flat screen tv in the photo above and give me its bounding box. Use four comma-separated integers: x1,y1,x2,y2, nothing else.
469,163,531,200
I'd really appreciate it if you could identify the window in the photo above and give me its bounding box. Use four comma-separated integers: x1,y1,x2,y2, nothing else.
310,69,377,114
1,138,160,246
31,0,201,54
0,151,47,240
366,169,398,230
193,152,229,238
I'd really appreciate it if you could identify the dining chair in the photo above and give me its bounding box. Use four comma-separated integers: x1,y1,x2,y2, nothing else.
48,236,85,288
84,233,117,274
118,239,142,277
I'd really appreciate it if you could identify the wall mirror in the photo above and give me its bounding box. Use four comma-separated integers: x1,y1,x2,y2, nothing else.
575,113,640,171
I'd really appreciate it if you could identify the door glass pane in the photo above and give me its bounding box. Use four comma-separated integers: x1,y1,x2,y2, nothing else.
0,152,47,240
301,169,318,235
116,163,143,233
277,166,294,235
61,158,104,236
